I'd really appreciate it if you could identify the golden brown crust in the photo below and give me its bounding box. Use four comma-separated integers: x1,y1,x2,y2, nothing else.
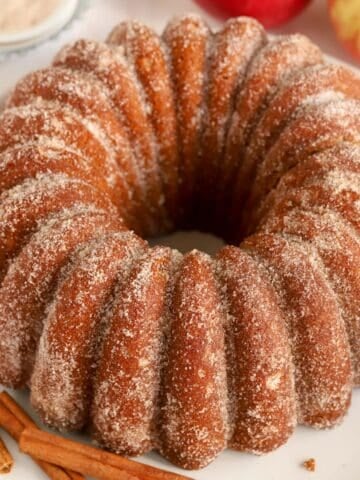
241,99,360,239
0,105,133,223
216,246,296,453
246,64,360,177
242,233,352,427
0,210,122,388
261,207,360,385
0,175,117,283
222,35,323,236
92,246,173,456
31,231,145,431
159,251,228,469
7,66,143,221
254,143,360,232
53,39,164,235
201,17,266,225
163,14,210,225
0,144,112,199
108,21,179,229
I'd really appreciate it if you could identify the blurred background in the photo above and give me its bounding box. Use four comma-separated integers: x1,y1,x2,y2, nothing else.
0,0,359,97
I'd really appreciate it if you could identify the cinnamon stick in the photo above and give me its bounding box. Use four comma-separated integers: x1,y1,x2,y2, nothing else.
0,392,83,480
0,401,22,440
0,434,13,474
20,427,194,480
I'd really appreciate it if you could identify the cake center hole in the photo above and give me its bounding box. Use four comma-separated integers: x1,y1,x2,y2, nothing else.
149,230,225,255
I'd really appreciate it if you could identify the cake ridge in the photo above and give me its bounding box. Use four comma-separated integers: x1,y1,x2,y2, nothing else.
108,20,178,230
31,230,146,431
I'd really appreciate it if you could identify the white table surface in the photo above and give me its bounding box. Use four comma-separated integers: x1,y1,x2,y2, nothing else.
1,1,360,479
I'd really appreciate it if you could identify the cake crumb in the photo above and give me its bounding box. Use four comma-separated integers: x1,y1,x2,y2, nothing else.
303,458,316,472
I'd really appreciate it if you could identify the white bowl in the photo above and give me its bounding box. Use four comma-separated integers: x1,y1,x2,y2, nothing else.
0,0,78,53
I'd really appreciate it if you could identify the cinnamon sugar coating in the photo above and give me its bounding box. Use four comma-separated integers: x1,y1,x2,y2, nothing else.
92,246,175,457
31,231,146,431
216,246,296,453
163,14,210,226
159,250,228,469
0,14,360,470
108,21,179,229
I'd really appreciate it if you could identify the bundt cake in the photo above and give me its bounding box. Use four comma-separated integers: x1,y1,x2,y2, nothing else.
0,13,360,470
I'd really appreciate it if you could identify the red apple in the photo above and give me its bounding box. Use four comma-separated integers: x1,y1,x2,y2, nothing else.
328,0,360,62
194,0,312,28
